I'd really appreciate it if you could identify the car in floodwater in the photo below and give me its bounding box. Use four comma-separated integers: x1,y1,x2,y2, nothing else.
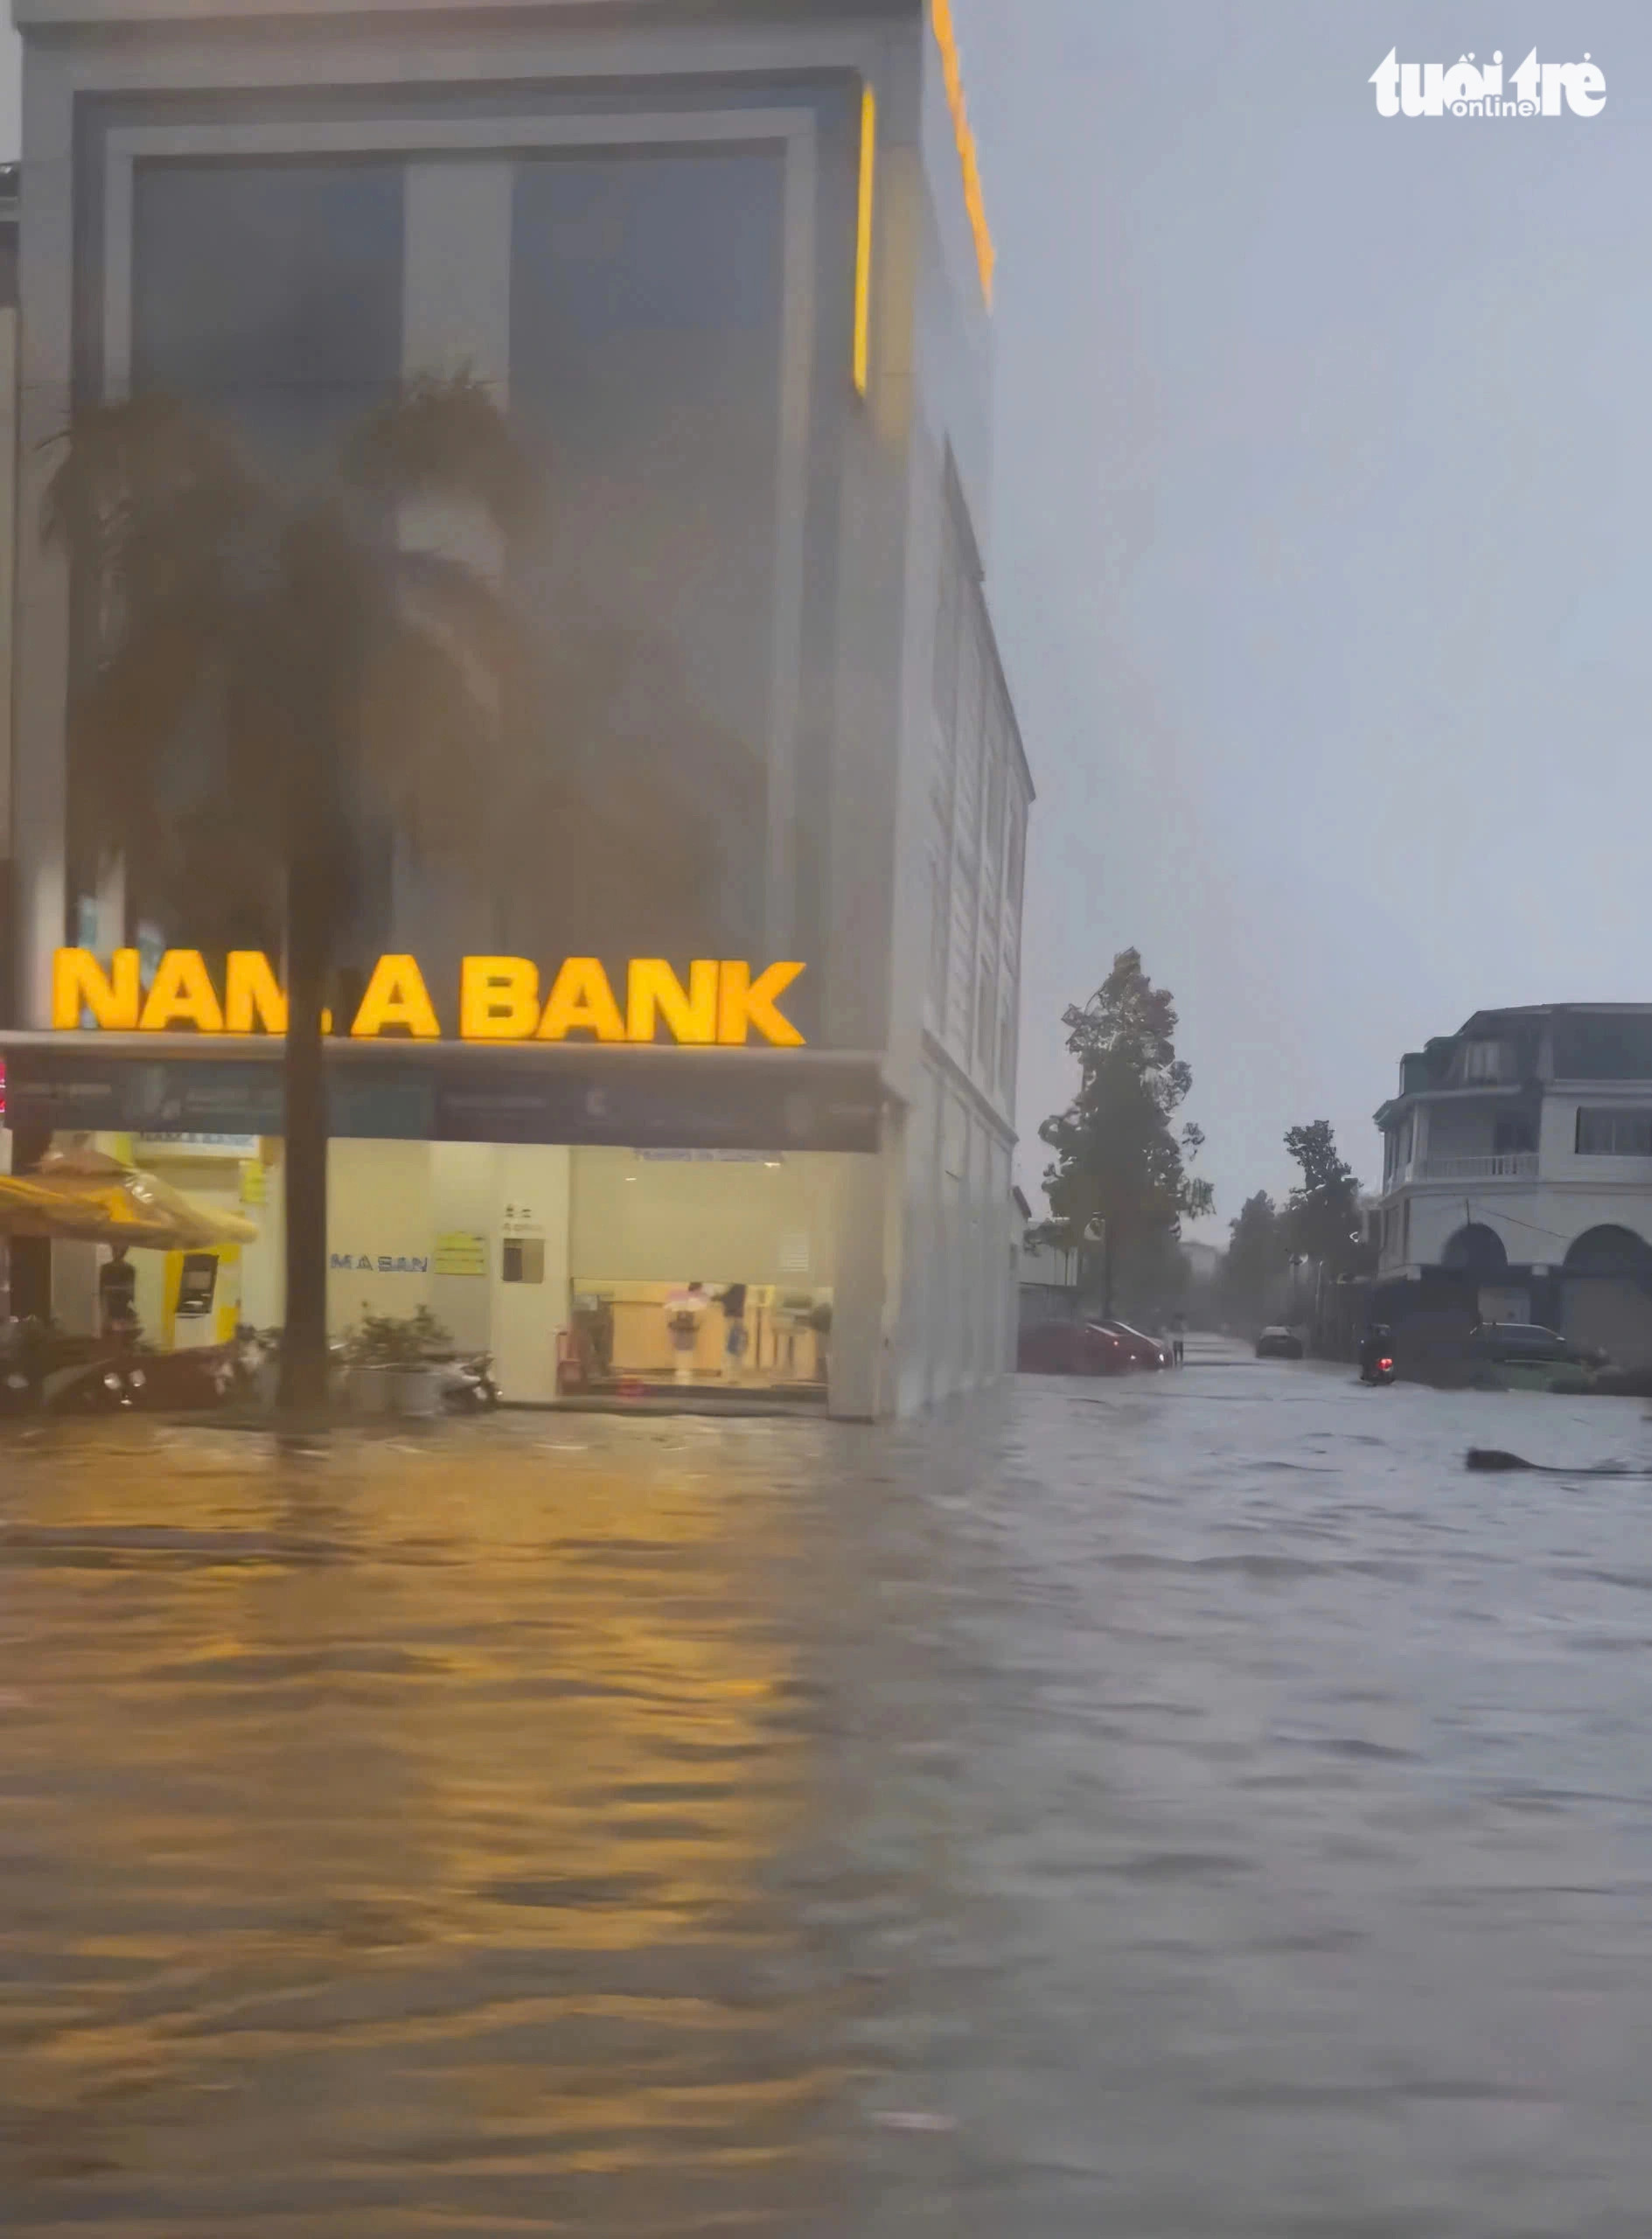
1090,1319,1171,1371
1469,1322,1603,1393
1019,1321,1135,1378
1256,1326,1305,1361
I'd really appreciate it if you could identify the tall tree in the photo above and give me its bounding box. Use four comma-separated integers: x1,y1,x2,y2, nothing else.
1282,1120,1371,1280
45,377,540,1416
1037,948,1214,1316
1220,1189,1289,1328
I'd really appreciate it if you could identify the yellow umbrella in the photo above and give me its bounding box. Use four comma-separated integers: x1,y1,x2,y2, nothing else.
0,1149,259,1251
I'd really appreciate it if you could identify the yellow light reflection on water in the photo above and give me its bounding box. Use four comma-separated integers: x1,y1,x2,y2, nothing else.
0,1422,848,2215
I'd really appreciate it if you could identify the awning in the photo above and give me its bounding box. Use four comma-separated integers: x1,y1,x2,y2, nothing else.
0,1148,260,1251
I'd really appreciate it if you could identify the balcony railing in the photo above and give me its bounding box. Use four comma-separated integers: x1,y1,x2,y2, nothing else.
1413,1153,1537,1182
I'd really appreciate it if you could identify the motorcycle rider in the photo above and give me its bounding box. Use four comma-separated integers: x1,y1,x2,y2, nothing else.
1358,1322,1394,1381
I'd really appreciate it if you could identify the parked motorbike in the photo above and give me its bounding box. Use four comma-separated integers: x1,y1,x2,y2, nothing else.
0,1318,147,1413
0,1315,242,1417
442,1352,501,1412
229,1325,350,1408
35,1349,147,1412
68,1358,149,1412
1360,1351,1397,1387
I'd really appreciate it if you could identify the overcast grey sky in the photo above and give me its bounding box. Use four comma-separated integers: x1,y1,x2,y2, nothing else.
958,0,1652,1236
1,9,1645,1238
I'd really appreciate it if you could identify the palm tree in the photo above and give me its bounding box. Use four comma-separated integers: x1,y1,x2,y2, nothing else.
45,374,540,1416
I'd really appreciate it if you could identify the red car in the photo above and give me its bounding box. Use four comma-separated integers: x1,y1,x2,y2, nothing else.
1018,1322,1132,1377
1089,1319,1170,1370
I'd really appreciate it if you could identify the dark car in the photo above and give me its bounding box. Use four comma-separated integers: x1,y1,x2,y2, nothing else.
1470,1322,1600,1392
1018,1321,1130,1377
1090,1319,1170,1370
1256,1326,1304,1360
0,1323,238,1417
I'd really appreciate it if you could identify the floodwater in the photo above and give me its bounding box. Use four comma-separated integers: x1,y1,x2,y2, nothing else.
7,1353,1652,2235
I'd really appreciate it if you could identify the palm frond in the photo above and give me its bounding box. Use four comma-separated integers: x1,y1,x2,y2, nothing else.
340,372,544,542
43,393,264,584
352,614,504,870
69,603,224,866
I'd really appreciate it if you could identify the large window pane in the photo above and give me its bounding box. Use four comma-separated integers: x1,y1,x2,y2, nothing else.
131,159,405,478
120,161,406,949
510,148,785,962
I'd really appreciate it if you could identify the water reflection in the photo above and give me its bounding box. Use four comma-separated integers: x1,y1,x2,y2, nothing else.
11,1377,1652,2234
1,1419,858,2233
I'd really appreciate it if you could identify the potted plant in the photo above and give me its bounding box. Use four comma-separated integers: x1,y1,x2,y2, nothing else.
345,1304,452,1418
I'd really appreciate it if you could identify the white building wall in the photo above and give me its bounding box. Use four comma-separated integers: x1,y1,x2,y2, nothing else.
1387,1077,1652,1273
1538,1095,1576,1176
1398,1183,1652,1272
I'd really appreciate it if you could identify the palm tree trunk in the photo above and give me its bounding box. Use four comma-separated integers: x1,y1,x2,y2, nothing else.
278,854,331,1418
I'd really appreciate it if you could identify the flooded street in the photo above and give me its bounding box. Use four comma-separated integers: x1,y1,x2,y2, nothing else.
8,1357,1652,2235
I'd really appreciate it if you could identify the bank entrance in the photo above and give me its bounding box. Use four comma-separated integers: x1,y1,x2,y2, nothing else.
0,1035,882,1411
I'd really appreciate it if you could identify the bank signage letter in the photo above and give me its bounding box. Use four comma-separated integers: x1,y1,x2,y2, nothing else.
51,952,807,1048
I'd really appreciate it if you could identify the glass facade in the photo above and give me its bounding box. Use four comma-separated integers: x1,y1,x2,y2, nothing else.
508,149,786,966
117,143,794,980
10,35,1025,1418
131,159,405,477
111,162,408,953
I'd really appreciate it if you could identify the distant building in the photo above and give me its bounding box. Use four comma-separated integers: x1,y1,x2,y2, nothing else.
1373,1005,1652,1363
1015,1188,1080,1331
1181,1238,1221,1286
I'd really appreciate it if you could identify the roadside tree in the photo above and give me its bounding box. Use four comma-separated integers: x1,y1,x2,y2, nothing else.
45,376,540,1415
1036,948,1214,1318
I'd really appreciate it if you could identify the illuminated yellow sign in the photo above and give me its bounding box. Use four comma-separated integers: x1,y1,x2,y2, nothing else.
931,0,996,309
51,951,807,1048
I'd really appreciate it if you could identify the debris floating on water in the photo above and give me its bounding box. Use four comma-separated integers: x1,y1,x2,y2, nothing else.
1467,1447,1641,1476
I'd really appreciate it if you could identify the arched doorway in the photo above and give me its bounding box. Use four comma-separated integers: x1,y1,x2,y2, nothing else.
1440,1223,1508,1275
1562,1226,1652,1367
1563,1225,1651,1276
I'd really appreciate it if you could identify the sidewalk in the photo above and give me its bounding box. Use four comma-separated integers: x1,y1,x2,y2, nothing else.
1176,1332,1258,1367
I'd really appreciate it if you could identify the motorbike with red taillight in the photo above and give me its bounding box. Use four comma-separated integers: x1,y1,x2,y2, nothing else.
1358,1328,1397,1386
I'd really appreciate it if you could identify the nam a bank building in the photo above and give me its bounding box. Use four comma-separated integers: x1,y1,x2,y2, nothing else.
0,0,1033,1419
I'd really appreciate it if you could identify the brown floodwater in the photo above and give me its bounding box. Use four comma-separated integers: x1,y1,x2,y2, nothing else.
7,1364,1652,2234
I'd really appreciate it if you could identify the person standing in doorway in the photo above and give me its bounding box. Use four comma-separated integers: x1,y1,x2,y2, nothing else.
665,1281,710,1385
721,1282,749,1382
99,1245,138,1343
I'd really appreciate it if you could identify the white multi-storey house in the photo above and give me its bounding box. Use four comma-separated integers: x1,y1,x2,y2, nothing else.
1373,1005,1652,1363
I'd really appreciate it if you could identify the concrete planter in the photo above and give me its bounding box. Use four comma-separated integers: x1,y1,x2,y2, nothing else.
345,1364,443,1417
347,1364,389,1415
386,1365,443,1419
